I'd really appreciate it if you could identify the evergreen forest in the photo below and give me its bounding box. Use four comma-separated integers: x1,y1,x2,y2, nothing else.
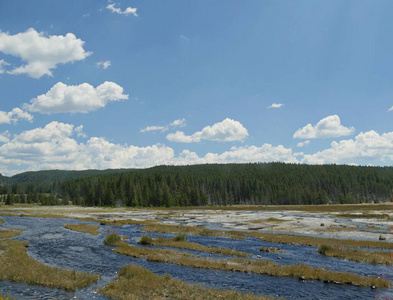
1,163,392,207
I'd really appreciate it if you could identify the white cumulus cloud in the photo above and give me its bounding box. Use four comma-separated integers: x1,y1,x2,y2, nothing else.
297,140,310,147
267,103,284,109
0,108,33,124
0,28,91,78
96,60,111,69
293,115,355,139
25,81,128,114
302,130,393,165
166,118,249,143
389,106,393,112
0,121,301,175
170,118,186,127
174,144,299,165
107,3,138,16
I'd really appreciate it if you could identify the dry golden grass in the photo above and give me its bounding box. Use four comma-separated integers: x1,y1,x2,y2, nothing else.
138,235,251,257
142,223,243,240
100,264,274,300
110,237,390,288
318,245,393,265
0,229,21,239
0,236,99,291
336,213,392,220
229,230,393,249
64,224,100,235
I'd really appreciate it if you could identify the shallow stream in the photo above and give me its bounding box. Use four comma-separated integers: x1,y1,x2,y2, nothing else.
0,216,392,299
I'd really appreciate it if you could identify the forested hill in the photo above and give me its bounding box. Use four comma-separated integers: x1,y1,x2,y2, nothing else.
1,169,136,185
1,163,393,206
59,163,393,206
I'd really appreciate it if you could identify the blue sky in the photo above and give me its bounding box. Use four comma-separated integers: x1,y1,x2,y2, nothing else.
0,0,393,175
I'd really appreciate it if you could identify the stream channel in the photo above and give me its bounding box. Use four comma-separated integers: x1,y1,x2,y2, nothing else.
0,216,392,299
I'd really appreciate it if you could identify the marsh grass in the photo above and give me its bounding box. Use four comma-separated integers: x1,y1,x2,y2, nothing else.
139,235,153,245
64,224,100,235
0,229,21,239
318,245,393,265
0,218,4,223
336,213,392,220
142,223,243,239
138,235,251,257
0,238,99,291
229,230,393,249
99,264,274,300
104,232,122,245
113,241,390,287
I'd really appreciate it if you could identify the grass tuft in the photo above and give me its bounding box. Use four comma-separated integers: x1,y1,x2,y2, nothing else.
104,233,122,246
64,224,100,235
139,235,153,245
318,245,393,265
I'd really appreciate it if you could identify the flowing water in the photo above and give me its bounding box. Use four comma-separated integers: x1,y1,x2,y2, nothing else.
0,216,392,299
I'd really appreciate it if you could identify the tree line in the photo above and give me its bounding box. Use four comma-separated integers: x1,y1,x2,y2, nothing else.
1,163,392,206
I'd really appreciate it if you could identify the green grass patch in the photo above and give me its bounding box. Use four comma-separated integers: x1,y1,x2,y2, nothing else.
112,241,390,288
64,224,100,235
104,233,122,245
229,230,393,249
139,235,153,245
142,223,243,240
138,235,251,257
336,213,392,220
318,245,393,265
0,237,99,291
99,264,274,300
0,229,21,239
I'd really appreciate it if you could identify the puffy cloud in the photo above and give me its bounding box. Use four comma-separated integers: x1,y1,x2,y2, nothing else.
0,108,33,124
296,140,310,147
170,118,186,127
106,3,138,16
293,115,355,139
0,131,10,143
140,126,168,133
267,103,284,109
174,144,299,165
389,106,393,112
25,81,128,114
96,60,111,69
302,130,393,165
0,121,173,174
166,118,249,143
0,121,299,175
0,28,91,78
75,125,86,138
0,59,10,73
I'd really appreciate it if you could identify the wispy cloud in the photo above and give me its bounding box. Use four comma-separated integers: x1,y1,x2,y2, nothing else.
267,103,284,109
106,3,138,17
141,118,187,134
96,60,111,69
140,126,168,133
